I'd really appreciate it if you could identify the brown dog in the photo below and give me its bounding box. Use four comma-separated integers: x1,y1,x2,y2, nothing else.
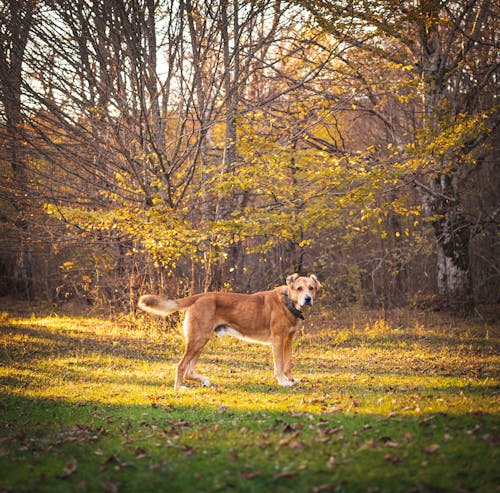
138,274,321,389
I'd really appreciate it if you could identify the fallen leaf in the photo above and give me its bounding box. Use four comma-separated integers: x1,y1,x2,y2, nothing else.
119,461,136,469
278,438,290,447
182,445,195,458
384,441,400,448
423,443,440,454
59,458,78,479
326,456,337,468
273,471,297,481
312,484,337,493
384,453,403,465
289,440,307,451
241,470,260,480
134,447,147,459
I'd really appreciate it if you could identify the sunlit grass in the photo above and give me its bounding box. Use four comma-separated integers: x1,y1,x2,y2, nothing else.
0,309,498,492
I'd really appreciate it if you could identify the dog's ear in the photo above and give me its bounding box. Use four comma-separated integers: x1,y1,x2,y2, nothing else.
310,274,322,291
286,273,299,288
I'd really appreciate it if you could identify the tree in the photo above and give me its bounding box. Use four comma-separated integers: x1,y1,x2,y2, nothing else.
0,0,36,297
300,0,499,308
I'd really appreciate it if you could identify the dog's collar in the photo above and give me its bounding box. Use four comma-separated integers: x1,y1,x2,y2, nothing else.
283,292,304,320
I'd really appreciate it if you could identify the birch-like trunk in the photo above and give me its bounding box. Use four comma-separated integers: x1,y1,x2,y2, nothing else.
422,174,473,307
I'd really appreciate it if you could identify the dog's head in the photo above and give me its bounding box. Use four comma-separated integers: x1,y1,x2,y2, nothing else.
286,273,321,310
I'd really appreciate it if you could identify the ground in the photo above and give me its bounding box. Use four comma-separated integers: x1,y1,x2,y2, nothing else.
0,304,498,492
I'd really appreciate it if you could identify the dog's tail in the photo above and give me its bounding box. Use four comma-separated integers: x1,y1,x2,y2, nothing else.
138,294,195,317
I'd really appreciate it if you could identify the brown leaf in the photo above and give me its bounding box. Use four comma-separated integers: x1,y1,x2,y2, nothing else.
312,484,337,493
423,443,440,454
134,447,147,459
182,445,195,458
384,453,403,465
60,458,78,478
384,441,400,448
273,471,297,481
241,470,261,480
278,438,290,447
289,440,307,452
326,456,337,468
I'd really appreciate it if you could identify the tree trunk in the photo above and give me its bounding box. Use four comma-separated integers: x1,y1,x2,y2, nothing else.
422,174,473,309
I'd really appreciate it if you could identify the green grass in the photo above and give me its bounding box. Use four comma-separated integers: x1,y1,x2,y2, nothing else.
0,309,498,492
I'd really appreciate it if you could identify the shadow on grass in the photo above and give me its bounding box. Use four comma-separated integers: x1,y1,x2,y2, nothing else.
0,393,498,493
1,314,499,492
0,323,174,364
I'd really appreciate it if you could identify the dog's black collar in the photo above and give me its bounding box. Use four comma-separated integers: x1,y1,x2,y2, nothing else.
283,292,304,320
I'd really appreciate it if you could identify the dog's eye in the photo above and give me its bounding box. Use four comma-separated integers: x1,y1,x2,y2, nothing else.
297,286,303,291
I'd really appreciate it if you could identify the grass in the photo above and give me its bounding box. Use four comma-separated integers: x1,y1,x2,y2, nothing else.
0,307,498,492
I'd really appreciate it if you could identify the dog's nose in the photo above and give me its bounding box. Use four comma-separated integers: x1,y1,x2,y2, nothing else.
304,295,312,305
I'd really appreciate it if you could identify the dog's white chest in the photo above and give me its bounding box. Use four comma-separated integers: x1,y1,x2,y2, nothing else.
214,326,272,345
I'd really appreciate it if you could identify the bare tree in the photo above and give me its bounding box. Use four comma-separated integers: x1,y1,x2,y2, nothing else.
0,0,36,297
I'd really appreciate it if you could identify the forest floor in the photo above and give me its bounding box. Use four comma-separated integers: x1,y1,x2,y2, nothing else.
0,303,498,492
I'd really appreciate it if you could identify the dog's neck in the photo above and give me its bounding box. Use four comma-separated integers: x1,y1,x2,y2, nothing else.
283,291,305,320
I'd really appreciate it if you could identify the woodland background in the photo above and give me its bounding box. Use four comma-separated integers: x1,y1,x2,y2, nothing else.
1,0,498,315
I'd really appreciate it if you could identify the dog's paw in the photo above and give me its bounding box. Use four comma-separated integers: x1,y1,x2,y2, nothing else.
174,385,189,391
277,376,294,386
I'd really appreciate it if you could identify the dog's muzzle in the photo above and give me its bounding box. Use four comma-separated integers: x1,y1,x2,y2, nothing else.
302,295,313,307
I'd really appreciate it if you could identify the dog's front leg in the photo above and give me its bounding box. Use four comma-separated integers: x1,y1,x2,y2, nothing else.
272,335,293,386
283,334,300,383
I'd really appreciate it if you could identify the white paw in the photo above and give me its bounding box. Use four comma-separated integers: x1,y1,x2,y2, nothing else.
175,385,188,391
277,376,294,386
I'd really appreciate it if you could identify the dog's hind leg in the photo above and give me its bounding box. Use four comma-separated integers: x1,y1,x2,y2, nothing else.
175,341,208,389
185,353,210,387
174,313,211,389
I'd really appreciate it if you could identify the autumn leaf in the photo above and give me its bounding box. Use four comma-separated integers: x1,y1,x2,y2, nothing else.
274,471,297,481
182,445,195,458
423,443,440,454
384,440,401,448
384,453,403,465
134,447,147,459
289,440,308,451
312,484,337,493
59,458,78,479
241,470,261,480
